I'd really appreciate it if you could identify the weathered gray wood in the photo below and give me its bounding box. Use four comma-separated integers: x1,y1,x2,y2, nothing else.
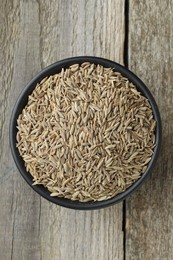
126,0,173,259
0,1,42,260
0,1,125,259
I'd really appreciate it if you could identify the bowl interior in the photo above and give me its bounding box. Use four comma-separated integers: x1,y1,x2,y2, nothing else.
10,56,162,210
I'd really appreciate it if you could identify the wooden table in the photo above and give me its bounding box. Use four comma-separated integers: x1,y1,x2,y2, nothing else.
1,1,173,259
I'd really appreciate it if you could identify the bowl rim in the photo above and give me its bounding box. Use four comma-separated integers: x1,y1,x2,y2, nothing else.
9,56,162,210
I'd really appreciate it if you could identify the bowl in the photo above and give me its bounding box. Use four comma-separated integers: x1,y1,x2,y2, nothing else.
10,56,162,210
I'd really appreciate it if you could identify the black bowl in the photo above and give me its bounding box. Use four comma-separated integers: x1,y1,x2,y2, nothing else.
10,56,162,210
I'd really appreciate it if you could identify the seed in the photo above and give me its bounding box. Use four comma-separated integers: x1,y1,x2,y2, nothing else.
16,63,156,202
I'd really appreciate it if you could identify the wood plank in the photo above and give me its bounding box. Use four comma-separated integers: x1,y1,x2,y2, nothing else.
0,1,125,260
39,1,125,260
126,0,173,259
0,1,42,260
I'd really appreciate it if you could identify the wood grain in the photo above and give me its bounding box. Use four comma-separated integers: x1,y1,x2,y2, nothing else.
126,0,173,259
0,1,42,260
0,1,125,259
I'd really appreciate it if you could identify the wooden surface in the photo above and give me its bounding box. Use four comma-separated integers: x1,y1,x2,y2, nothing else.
126,0,173,259
0,1,124,260
1,0,173,259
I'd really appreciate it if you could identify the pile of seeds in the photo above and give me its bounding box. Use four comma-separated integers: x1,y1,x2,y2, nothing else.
16,62,156,202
